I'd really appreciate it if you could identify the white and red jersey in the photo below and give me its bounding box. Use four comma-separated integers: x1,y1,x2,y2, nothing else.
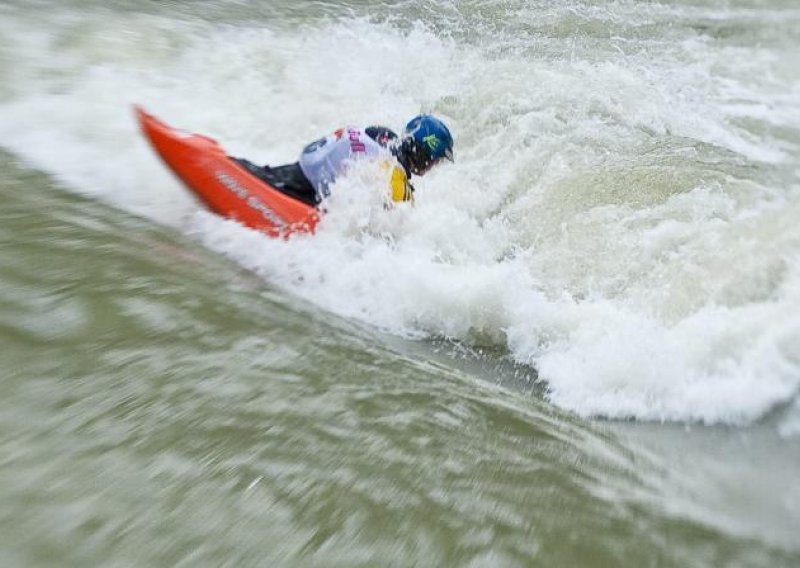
299,126,408,200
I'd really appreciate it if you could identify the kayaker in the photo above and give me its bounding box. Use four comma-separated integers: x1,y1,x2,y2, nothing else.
232,115,454,207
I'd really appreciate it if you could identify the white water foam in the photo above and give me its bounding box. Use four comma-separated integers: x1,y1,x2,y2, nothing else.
1,3,799,424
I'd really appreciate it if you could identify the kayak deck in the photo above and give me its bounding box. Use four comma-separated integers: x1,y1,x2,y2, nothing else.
136,106,318,238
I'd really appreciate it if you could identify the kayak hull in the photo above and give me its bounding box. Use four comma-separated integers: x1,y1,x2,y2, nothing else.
136,106,318,237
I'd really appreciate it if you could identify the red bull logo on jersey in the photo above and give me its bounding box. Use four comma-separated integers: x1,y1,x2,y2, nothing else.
348,128,366,153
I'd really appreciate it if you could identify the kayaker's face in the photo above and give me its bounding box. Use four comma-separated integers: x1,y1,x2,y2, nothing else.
405,140,443,176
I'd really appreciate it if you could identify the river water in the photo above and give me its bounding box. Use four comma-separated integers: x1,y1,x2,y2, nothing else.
1,1,799,566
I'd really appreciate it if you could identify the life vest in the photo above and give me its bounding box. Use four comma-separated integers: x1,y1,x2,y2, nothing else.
298,126,412,203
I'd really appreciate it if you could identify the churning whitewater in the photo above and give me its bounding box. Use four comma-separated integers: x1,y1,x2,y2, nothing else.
1,1,799,426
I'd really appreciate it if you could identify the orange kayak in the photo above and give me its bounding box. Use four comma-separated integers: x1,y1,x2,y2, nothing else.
136,106,318,238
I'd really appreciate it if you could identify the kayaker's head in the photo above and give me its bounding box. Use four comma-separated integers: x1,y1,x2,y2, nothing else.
396,115,454,176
